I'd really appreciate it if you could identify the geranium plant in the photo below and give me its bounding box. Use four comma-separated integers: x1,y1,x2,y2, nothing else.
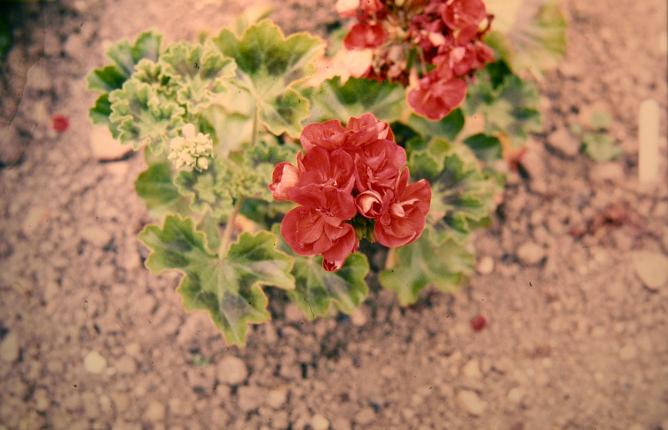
88,0,564,345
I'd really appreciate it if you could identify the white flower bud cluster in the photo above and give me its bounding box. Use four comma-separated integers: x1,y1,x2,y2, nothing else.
168,124,213,172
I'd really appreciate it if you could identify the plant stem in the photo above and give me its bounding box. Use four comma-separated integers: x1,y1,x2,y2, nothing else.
385,247,396,270
219,200,241,256
250,107,259,147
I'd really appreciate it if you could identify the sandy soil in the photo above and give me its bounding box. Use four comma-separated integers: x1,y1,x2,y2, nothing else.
0,0,667,429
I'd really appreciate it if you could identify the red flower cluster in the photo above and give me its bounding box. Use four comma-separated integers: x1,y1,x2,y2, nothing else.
340,0,494,120
270,114,431,271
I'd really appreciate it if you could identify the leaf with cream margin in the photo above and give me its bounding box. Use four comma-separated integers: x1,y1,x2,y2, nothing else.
213,20,325,136
139,216,295,346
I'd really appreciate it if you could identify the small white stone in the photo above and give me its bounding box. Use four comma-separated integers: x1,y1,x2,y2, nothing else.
547,128,579,157
354,408,375,425
267,387,288,408
507,387,524,403
216,356,248,385
144,401,166,422
350,308,367,326
462,359,482,379
84,351,107,374
631,250,668,291
81,226,112,247
0,332,19,363
457,390,487,416
476,256,494,275
90,125,132,161
619,344,637,361
33,388,50,412
517,242,545,265
311,414,330,430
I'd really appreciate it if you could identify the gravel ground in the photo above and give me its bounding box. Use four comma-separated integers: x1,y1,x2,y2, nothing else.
0,0,667,429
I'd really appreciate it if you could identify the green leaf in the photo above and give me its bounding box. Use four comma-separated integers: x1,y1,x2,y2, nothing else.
310,77,406,123
289,253,369,320
379,228,474,306
139,216,295,346
135,162,190,219
582,132,622,162
198,103,254,156
485,0,566,79
409,140,500,236
159,42,236,113
175,159,235,219
108,79,185,147
272,225,369,319
87,32,162,92
405,109,465,141
87,31,163,125
107,31,162,77
462,133,503,161
90,94,112,125
213,19,325,136
465,63,542,144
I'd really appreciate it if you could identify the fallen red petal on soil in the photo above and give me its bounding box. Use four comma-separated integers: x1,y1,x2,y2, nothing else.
470,314,487,332
52,115,69,132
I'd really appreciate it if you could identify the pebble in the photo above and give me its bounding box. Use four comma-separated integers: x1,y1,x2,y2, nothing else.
64,33,85,60
81,225,112,247
84,351,107,374
507,387,524,404
216,355,248,385
631,250,668,291
0,332,19,362
520,142,546,179
457,390,487,416
90,125,132,161
144,401,166,422
462,359,482,379
547,128,579,157
267,387,288,409
331,417,351,430
237,386,263,412
350,307,368,326
476,256,494,275
516,242,546,265
0,125,24,167
32,388,50,412
116,355,138,374
311,414,330,430
354,407,375,425
619,344,637,361
21,206,50,236
590,162,624,183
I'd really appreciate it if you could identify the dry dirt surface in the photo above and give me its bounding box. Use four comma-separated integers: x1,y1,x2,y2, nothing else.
1,0,667,429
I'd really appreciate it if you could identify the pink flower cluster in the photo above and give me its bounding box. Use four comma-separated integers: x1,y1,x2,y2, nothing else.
270,114,432,271
340,0,494,120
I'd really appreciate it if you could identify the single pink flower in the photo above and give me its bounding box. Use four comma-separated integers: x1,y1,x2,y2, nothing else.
374,170,432,248
269,162,300,200
408,74,468,120
344,22,387,50
280,206,358,272
344,113,394,149
442,0,487,30
354,139,407,192
300,120,347,152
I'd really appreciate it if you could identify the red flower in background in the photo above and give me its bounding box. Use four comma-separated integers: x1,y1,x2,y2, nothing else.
442,0,487,30
270,114,431,271
408,74,468,121
339,0,494,120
